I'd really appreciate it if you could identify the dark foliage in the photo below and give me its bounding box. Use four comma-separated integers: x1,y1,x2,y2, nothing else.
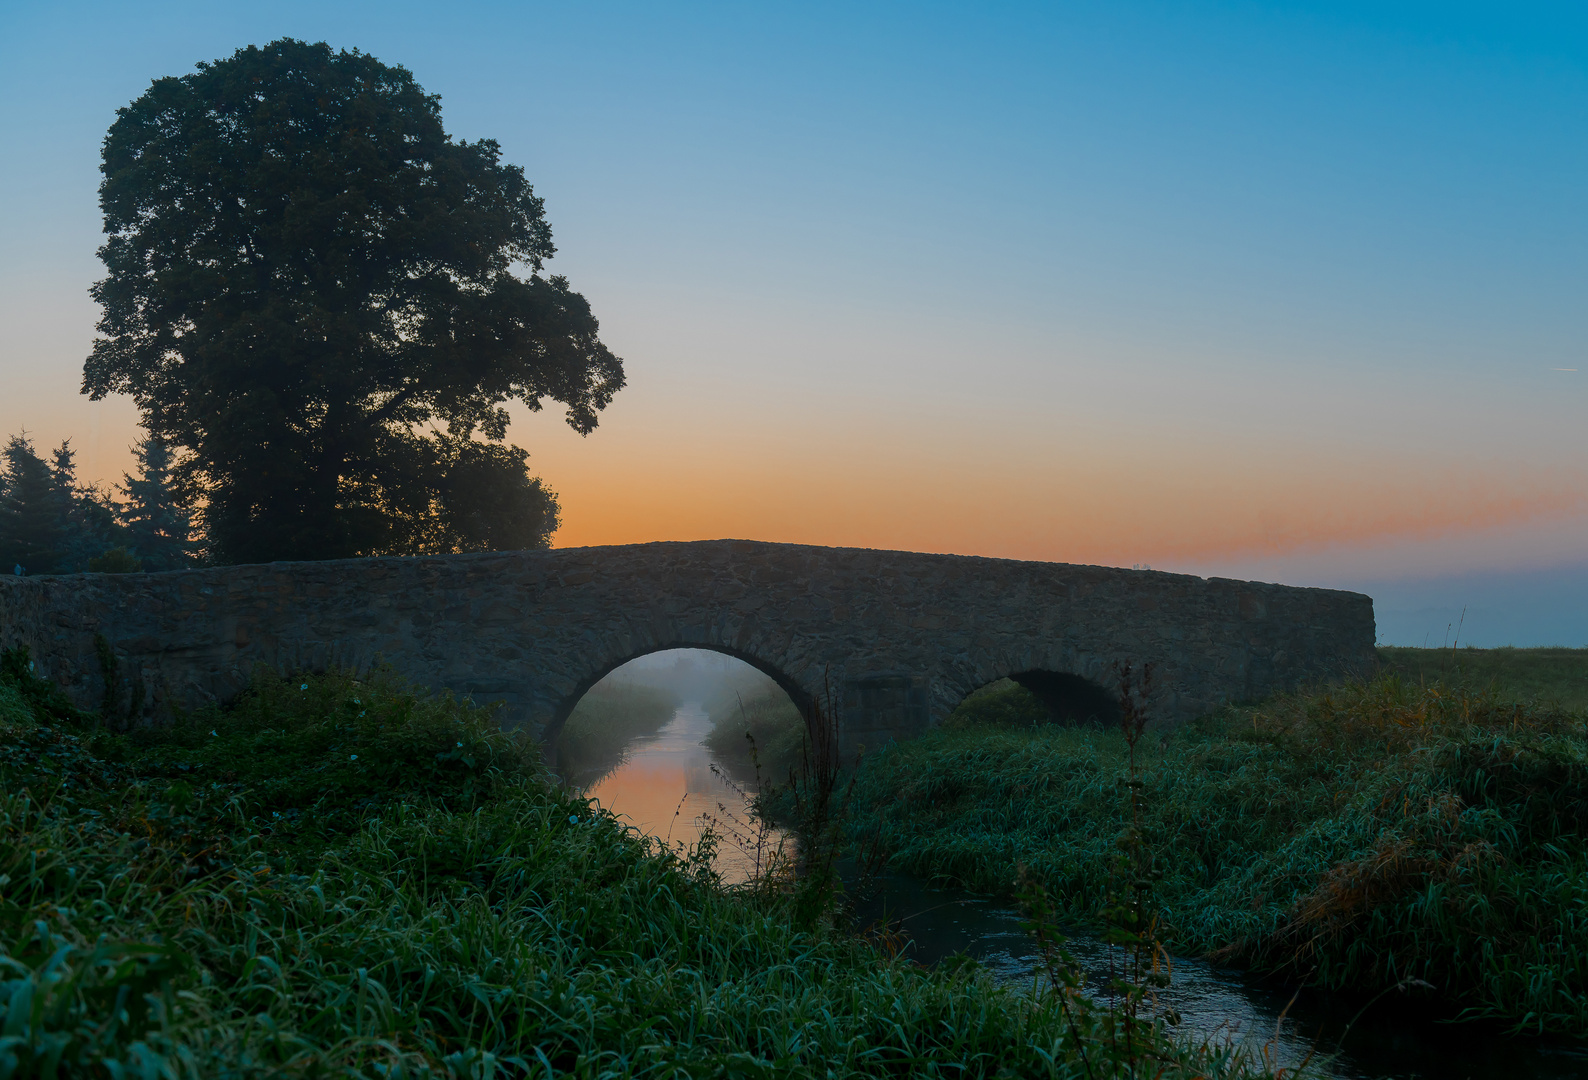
379,434,561,555
0,665,1265,1077
50,442,123,570
0,434,66,574
850,672,1588,1035
0,435,121,575
86,546,142,573
84,38,620,563
116,434,195,569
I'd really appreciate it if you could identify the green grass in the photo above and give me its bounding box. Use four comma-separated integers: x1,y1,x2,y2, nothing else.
0,657,1276,1078
555,679,680,788
1379,646,1588,711
848,672,1588,1037
946,679,1052,730
704,687,808,782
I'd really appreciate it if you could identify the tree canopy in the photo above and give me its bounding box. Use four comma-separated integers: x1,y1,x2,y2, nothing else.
83,39,622,564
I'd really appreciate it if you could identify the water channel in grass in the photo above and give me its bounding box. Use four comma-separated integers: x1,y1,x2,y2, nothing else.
579,701,790,883
565,698,1588,1080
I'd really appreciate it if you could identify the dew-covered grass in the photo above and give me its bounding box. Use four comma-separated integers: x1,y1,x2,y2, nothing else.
0,654,1277,1078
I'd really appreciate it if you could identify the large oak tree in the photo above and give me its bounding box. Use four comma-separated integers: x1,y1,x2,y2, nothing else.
84,39,623,564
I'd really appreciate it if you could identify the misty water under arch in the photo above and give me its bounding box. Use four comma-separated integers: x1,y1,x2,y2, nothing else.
552,648,808,881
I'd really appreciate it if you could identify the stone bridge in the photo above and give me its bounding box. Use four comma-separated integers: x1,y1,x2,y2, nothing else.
0,540,1376,752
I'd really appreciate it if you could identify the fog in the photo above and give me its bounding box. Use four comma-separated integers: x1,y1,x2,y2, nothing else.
594,648,785,709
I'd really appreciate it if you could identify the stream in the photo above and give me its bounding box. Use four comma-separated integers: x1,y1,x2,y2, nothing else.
570,702,1588,1080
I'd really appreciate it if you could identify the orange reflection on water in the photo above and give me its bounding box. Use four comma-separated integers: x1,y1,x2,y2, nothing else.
584,703,788,884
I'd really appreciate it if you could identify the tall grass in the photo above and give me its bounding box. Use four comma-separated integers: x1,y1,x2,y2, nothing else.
703,687,807,782
0,659,1277,1078
848,673,1588,1036
554,680,679,788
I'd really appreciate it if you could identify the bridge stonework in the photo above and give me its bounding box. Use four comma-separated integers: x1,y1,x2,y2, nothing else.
0,540,1375,750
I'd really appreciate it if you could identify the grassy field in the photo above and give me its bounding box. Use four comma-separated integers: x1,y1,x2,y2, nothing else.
1379,646,1588,710
846,650,1588,1037
0,652,1278,1079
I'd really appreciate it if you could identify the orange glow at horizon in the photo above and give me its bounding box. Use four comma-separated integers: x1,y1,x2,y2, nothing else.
530,418,1588,569
8,367,1584,579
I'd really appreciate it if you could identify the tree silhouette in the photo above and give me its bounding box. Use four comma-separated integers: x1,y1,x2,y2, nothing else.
0,435,121,575
118,435,196,570
0,435,67,575
84,39,622,564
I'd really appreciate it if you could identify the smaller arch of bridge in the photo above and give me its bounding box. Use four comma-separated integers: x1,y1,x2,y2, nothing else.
935,647,1135,732
1008,670,1121,726
543,641,815,752
947,669,1121,727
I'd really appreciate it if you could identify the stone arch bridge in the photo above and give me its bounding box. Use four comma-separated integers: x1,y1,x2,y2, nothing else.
0,540,1375,753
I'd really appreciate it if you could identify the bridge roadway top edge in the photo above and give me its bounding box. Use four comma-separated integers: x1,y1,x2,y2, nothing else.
0,537,1373,606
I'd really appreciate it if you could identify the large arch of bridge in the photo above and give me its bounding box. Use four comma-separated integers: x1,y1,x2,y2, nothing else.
541,640,814,750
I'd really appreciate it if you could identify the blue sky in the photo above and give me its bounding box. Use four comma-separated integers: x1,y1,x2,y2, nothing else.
2,1,1585,644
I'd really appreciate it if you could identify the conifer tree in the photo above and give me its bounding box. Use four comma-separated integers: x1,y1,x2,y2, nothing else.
118,435,195,570
0,435,69,575
0,434,132,575
50,441,122,571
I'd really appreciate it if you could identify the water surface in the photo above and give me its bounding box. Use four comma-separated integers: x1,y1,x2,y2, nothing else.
582,702,787,883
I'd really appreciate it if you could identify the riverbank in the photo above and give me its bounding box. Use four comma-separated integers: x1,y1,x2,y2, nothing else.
555,676,679,787
0,655,1274,1078
844,650,1588,1037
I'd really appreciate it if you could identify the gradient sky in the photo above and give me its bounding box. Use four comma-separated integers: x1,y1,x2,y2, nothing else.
3,1,1586,645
